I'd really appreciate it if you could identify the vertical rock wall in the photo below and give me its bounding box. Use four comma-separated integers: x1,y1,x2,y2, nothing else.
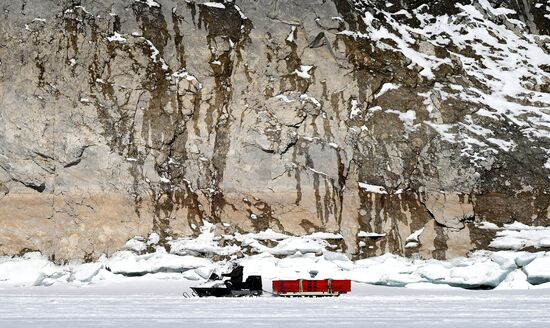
0,0,549,261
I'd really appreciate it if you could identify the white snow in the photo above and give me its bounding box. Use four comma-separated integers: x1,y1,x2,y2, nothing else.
358,182,388,194
103,251,213,276
515,252,542,267
74,5,93,15
478,221,499,230
489,222,550,250
299,94,321,107
122,236,147,252
375,83,400,98
405,228,424,248
2,223,550,293
235,229,289,241
307,167,327,176
405,242,419,249
358,231,386,238
495,269,532,290
294,65,313,79
107,32,127,43
234,4,247,20
71,263,102,283
338,0,550,168
147,232,160,245
349,99,360,119
274,94,294,103
1,281,550,327
0,253,58,285
267,238,326,256
406,228,424,242
524,257,550,284
202,2,225,9
478,0,516,16
286,26,296,43
169,221,240,256
144,39,169,71
386,109,418,133
172,69,199,83
308,232,343,239
135,0,160,8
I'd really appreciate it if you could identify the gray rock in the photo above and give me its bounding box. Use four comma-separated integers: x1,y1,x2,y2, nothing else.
0,0,548,261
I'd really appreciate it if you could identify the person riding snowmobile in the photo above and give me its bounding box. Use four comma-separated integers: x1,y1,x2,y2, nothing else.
222,262,244,290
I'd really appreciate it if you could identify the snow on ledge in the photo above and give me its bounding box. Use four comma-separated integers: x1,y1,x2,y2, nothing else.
490,229,550,250
274,94,294,103
374,83,400,98
358,182,388,194
201,2,226,9
135,0,160,8
358,231,386,238
286,26,296,43
405,228,424,248
349,99,360,119
478,221,550,251
478,221,499,230
294,65,313,79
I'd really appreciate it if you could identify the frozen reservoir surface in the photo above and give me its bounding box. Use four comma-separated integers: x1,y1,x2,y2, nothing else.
1,280,549,328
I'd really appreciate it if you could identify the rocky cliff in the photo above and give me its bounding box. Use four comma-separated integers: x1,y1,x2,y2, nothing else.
0,0,549,262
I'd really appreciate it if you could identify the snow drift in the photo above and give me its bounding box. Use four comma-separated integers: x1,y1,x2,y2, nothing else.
1,222,550,290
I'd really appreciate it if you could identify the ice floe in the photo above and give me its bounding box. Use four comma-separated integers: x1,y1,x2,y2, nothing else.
486,222,550,251
2,223,550,290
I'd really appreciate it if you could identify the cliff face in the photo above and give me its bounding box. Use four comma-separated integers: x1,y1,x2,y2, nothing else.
0,0,549,261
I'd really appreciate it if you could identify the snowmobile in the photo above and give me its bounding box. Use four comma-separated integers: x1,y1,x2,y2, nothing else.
189,263,263,297
190,273,263,297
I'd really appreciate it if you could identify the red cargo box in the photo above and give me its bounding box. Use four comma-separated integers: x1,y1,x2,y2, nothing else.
272,280,300,293
272,279,351,296
302,279,329,292
331,279,351,293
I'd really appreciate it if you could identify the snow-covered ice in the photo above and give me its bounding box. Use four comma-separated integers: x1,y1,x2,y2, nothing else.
524,257,550,285
0,280,549,327
2,223,550,289
483,222,550,251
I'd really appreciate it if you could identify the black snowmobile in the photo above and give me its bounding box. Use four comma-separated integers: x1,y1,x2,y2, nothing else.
190,264,263,297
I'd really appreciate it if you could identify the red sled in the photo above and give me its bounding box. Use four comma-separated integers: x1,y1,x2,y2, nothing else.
272,279,351,297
